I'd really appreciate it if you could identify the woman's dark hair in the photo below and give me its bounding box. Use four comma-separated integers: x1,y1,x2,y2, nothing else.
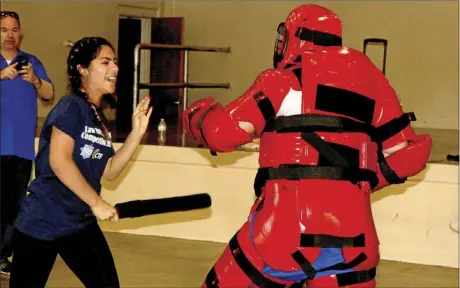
66,36,115,140
67,36,114,94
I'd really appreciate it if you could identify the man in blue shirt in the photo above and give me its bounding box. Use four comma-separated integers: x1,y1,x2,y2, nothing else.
0,10,54,276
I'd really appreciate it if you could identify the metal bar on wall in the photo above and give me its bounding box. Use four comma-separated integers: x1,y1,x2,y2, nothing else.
139,83,230,89
183,50,189,115
118,4,160,11
181,50,189,146
132,43,231,113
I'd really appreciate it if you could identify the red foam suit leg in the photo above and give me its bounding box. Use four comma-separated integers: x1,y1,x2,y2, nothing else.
201,221,294,288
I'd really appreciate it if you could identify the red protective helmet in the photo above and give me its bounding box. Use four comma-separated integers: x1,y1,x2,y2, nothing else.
273,4,343,69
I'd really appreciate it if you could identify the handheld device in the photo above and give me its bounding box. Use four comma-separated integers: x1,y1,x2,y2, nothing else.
15,55,29,71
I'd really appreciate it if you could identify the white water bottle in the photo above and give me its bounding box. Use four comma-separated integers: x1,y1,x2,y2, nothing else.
158,118,167,145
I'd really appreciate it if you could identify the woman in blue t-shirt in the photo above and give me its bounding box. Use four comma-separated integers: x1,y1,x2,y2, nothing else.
9,37,152,287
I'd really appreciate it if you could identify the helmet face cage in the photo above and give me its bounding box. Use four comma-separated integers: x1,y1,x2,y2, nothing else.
273,22,289,68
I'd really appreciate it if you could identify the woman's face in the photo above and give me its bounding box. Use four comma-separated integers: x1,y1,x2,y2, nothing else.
81,45,119,95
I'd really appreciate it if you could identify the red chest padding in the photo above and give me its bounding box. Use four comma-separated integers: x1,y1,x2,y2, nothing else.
253,47,428,196
254,113,380,198
253,48,384,195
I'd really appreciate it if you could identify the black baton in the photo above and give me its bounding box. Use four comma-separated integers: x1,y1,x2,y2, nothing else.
84,193,212,219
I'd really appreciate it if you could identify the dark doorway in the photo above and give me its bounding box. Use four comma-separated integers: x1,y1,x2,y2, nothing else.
149,17,184,130
114,17,184,142
115,18,141,136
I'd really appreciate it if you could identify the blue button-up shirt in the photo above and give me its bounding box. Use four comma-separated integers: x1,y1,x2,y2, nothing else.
0,50,52,160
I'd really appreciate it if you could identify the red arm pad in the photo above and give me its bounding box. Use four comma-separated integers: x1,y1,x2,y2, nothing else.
372,134,432,192
225,69,298,137
200,103,253,152
183,69,297,152
369,64,433,192
182,97,215,144
183,97,253,152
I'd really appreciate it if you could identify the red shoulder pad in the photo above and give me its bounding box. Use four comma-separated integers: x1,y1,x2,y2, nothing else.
326,47,419,149
225,68,297,137
310,47,377,72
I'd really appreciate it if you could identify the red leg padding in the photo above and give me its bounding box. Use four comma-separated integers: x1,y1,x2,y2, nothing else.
202,245,253,287
342,245,380,272
202,222,294,288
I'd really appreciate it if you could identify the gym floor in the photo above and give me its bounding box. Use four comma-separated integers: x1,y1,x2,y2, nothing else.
4,124,455,287
1,231,458,287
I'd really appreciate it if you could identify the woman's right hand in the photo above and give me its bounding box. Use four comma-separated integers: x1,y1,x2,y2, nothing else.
91,198,119,221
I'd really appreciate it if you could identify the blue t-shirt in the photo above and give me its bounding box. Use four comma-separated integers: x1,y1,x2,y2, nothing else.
0,50,52,160
15,93,115,240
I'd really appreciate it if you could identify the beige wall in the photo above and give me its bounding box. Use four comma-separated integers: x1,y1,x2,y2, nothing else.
3,1,458,130
1,1,162,118
165,0,459,130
